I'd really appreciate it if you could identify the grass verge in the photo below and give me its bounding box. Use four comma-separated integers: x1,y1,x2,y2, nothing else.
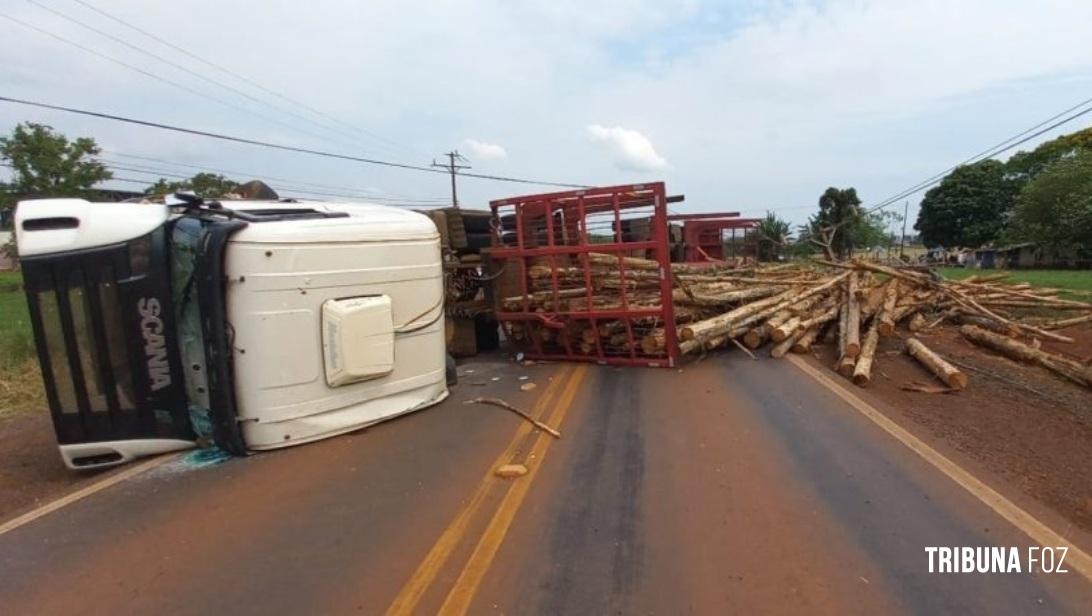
0,271,45,418
936,267,1092,303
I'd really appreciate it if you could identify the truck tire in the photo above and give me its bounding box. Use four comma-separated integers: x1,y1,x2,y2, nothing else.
445,353,458,387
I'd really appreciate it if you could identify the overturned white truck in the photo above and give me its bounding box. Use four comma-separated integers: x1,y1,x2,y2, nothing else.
15,195,449,469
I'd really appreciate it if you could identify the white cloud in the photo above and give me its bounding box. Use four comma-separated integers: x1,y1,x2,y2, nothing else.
462,138,507,160
586,124,669,172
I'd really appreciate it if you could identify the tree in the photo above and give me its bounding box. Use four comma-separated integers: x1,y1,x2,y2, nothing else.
0,123,112,262
1005,126,1092,185
0,122,111,203
806,187,862,259
145,172,240,198
755,211,791,261
1008,150,1092,250
914,159,1016,248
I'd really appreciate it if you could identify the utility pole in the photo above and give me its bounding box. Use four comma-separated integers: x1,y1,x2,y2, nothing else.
432,150,471,208
899,200,909,261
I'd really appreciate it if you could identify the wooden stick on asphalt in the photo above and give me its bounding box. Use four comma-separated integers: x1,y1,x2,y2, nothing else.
730,337,758,360
464,397,562,438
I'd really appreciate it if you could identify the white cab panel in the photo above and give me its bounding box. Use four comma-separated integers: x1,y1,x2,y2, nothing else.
15,198,167,256
223,201,448,450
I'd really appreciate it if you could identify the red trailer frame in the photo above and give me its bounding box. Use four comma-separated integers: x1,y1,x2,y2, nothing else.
489,183,679,367
669,212,760,262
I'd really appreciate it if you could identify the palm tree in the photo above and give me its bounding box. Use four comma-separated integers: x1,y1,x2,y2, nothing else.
756,211,791,261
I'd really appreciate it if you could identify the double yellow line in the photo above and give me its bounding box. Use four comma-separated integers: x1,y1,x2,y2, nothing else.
386,363,588,616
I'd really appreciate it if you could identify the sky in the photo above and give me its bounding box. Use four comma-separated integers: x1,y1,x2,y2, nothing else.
3,0,1092,232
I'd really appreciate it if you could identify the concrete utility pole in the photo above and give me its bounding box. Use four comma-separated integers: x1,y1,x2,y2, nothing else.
899,200,909,261
432,150,471,208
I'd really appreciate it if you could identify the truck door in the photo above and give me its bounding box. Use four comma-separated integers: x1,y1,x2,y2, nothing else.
20,227,195,468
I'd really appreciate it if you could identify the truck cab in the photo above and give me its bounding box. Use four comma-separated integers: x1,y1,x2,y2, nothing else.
15,196,448,469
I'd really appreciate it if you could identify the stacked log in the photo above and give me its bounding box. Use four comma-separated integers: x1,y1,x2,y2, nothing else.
496,251,1091,390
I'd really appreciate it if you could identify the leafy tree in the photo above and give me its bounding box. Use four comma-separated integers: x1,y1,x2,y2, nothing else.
0,122,112,262
755,211,791,261
1005,126,1092,184
1008,150,1092,250
914,159,1016,248
855,209,901,250
0,122,111,203
145,172,240,198
806,187,862,259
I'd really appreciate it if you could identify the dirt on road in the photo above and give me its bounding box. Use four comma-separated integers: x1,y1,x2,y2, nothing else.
808,324,1092,532
0,412,117,521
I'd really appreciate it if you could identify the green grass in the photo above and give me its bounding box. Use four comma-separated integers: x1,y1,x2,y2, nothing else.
936,268,1092,303
0,270,34,369
0,270,44,418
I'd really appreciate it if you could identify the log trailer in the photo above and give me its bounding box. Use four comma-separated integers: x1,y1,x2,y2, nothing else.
15,194,449,469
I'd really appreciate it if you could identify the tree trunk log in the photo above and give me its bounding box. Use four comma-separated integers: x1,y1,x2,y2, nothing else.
852,324,881,386
844,273,861,358
959,325,1089,387
771,328,804,358
791,326,820,353
906,337,967,390
836,354,856,378
877,279,899,336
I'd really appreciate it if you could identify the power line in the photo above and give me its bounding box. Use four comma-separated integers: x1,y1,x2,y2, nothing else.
97,163,450,204
68,0,428,160
4,161,451,205
96,155,450,203
864,97,1092,215
0,95,591,188
0,10,366,150
22,0,376,155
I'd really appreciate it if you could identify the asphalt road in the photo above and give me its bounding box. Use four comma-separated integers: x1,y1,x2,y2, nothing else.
1,353,1090,614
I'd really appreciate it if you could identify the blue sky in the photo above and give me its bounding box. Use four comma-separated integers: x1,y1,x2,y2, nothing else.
3,0,1092,231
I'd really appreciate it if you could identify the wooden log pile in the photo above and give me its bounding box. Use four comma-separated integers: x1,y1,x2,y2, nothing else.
496,252,1092,389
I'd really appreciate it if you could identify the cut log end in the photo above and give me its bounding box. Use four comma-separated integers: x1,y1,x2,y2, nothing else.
836,354,856,378
906,337,966,391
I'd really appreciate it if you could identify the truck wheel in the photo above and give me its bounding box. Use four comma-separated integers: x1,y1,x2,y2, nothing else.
445,353,458,387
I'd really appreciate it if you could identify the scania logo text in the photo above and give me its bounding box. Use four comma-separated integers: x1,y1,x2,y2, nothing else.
138,297,172,391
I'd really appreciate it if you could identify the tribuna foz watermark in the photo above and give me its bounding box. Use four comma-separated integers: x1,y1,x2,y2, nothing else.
926,546,1069,573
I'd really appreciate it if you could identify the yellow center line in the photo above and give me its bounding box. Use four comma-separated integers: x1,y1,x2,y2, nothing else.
384,364,575,616
438,364,588,616
786,354,1092,583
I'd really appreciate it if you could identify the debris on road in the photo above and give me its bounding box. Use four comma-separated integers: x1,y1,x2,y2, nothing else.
464,397,562,438
520,382,537,391
906,338,967,390
494,463,529,478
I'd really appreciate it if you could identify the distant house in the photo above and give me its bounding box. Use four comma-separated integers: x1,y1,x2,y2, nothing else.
971,243,1091,269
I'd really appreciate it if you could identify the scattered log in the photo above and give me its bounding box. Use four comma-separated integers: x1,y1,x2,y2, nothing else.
678,287,800,343
1042,313,1092,330
844,273,861,358
836,354,856,378
770,328,805,358
852,324,881,386
905,337,967,390
877,279,899,336
908,313,927,332
959,325,1090,388
791,326,820,354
